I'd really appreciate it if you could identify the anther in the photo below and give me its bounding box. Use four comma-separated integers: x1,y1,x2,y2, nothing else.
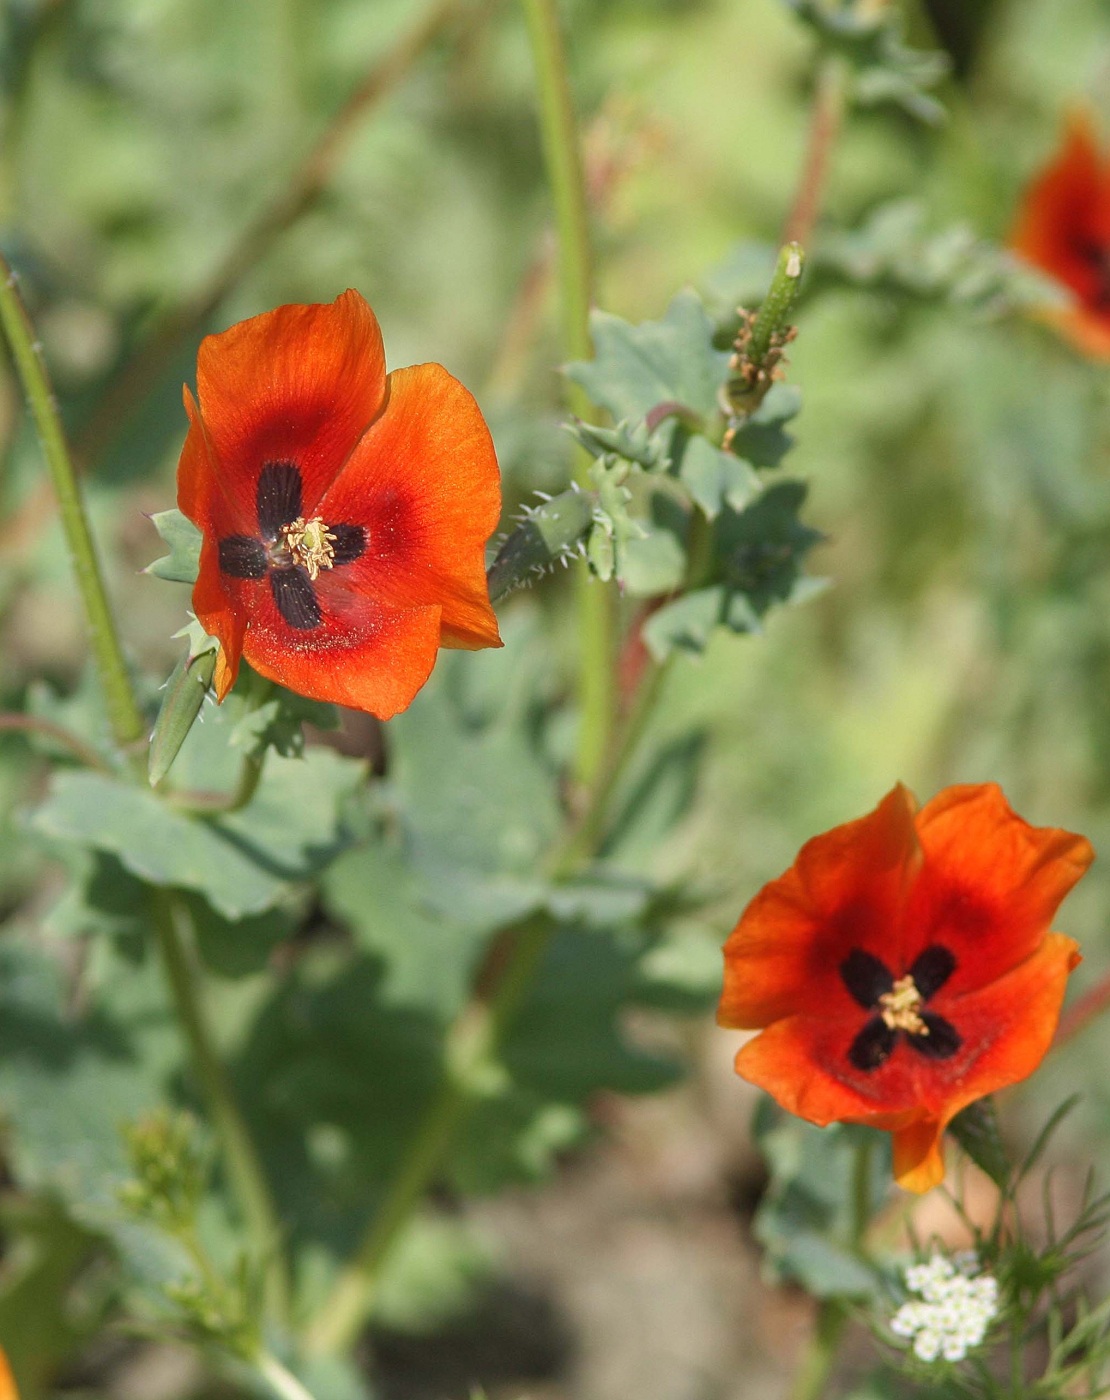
879,975,928,1036
279,516,337,581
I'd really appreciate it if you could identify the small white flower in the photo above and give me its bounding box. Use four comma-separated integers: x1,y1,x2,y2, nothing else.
890,1251,1000,1364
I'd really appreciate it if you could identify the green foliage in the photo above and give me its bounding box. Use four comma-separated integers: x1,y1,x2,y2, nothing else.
486,485,595,600
785,0,949,124
5,0,1110,1391
948,1098,1010,1189
144,508,202,584
567,291,729,425
751,1101,887,1301
30,746,363,918
148,642,218,786
564,286,823,657
816,200,1065,314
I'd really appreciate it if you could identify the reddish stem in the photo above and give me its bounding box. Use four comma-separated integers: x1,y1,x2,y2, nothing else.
1054,971,1110,1050
781,57,848,249
0,712,109,771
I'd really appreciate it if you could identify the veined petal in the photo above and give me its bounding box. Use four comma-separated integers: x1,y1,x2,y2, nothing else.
195,290,387,519
906,784,1093,995
240,576,443,719
718,785,920,1028
316,363,502,651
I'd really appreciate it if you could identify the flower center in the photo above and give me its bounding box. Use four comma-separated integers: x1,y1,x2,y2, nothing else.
879,974,928,1035
279,516,337,581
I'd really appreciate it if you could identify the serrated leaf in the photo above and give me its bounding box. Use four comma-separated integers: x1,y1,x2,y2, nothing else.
230,685,341,761
817,200,1064,316
784,0,949,125
388,648,561,927
566,290,729,422
726,385,801,469
752,1103,886,1300
619,527,687,596
641,586,760,660
0,941,188,1293
322,839,491,1021
502,926,682,1101
679,436,761,519
31,772,286,918
190,897,298,979
31,749,362,919
144,509,202,584
716,479,824,609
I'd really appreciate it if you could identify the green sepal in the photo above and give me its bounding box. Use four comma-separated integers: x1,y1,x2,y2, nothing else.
148,643,218,787
486,486,595,601
145,509,202,584
949,1097,1011,1189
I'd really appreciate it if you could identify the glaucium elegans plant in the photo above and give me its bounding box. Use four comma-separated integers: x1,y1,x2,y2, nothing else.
0,1,1109,1398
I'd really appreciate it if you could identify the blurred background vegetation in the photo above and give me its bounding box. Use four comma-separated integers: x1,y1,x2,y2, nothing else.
4,0,1110,1396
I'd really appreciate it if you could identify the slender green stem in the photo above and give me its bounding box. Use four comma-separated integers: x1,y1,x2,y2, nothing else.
788,1135,875,1400
520,0,616,789
0,712,110,772
303,655,667,1356
152,892,290,1327
302,1074,471,1356
781,55,849,249
0,253,146,751
256,1352,320,1400
788,1303,848,1400
551,656,672,874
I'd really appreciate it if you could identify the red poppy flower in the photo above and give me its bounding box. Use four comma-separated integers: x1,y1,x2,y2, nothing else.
177,290,502,718
718,784,1093,1192
1010,112,1110,357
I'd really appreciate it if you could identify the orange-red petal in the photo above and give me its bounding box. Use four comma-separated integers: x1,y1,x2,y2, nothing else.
316,363,502,651
242,592,444,717
718,785,921,1028
905,784,1093,995
0,1347,18,1400
195,290,387,517
733,931,1081,1192
180,386,248,694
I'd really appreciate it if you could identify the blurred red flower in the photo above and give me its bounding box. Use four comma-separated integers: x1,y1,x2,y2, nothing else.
0,1347,17,1400
718,784,1093,1192
1010,112,1110,357
177,290,502,718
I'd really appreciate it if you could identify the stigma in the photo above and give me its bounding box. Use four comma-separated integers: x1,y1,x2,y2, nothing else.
279,516,338,581
879,975,928,1036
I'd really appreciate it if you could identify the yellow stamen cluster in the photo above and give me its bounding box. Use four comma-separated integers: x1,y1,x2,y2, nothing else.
280,516,337,581
880,975,928,1036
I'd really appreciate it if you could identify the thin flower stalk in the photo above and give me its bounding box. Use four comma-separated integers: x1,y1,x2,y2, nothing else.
0,253,146,751
521,0,617,789
0,257,289,1326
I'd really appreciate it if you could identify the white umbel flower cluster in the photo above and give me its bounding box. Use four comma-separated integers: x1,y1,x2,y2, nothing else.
891,1252,1000,1363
